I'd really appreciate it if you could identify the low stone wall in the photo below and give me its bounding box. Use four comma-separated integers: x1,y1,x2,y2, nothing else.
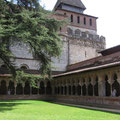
0,95,120,108
52,95,120,108
0,95,54,101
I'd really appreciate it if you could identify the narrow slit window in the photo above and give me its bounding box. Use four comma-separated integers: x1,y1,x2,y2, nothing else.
71,15,73,22
84,17,86,25
90,18,92,26
77,16,80,24
85,51,87,57
60,27,62,32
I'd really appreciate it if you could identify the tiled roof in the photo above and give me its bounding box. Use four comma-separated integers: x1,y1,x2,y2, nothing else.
67,51,120,71
54,0,86,10
53,61,120,78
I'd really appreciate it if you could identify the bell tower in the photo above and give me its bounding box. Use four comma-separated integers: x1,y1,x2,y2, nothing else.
51,0,106,71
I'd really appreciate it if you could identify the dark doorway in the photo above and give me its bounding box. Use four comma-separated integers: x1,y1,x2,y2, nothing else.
8,81,15,95
0,80,7,95
16,83,23,95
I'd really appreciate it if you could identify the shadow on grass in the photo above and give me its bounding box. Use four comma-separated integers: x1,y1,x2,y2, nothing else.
45,101,120,115
0,101,31,113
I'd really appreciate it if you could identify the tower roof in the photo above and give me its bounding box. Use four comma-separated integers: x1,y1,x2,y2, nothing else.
54,0,86,11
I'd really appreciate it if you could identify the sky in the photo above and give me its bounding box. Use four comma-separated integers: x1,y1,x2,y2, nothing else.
41,0,120,48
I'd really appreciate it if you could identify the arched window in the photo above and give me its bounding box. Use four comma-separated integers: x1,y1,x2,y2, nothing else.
46,81,52,95
90,18,92,26
75,29,80,36
20,64,29,70
0,65,7,69
84,17,86,25
8,81,15,95
0,80,7,95
24,81,30,95
64,86,67,95
94,77,98,96
112,73,120,97
77,85,81,95
88,78,93,96
67,28,73,35
69,86,71,95
105,75,111,96
16,83,23,95
72,85,76,95
39,81,45,94
71,15,73,22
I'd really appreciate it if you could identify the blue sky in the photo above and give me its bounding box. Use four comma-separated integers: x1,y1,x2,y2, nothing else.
41,0,120,48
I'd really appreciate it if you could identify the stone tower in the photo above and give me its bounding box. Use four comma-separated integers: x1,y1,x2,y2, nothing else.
51,0,106,71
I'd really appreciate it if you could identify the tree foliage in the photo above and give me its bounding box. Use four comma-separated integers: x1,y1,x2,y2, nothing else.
0,0,62,80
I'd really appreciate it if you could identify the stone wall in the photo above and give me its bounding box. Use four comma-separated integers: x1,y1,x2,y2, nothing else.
0,32,105,71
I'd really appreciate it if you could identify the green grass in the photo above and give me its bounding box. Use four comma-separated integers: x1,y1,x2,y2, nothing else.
0,100,119,120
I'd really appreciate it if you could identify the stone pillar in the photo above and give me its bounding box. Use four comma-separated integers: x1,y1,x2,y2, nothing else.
30,85,32,95
63,85,65,95
44,84,47,95
22,82,25,95
98,75,105,97
37,81,40,95
6,80,9,95
117,73,120,84
79,81,83,96
66,85,69,95
85,79,89,96
14,81,17,95
107,73,114,97
91,78,96,96
52,86,55,95
74,84,78,96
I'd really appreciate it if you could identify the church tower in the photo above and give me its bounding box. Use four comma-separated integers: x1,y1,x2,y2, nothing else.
52,0,106,71
54,0,97,34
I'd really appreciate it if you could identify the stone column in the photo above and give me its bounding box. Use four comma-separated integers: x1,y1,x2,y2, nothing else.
63,85,65,95
91,78,96,96
98,75,105,97
107,73,114,97
66,85,69,95
14,81,17,95
30,84,32,95
37,81,40,95
74,84,78,96
79,81,83,96
0,80,1,88
44,84,47,95
52,86,55,95
6,80,9,95
85,79,89,96
117,73,120,84
22,82,25,95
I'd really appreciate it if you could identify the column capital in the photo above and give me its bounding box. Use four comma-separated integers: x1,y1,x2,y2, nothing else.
91,79,96,86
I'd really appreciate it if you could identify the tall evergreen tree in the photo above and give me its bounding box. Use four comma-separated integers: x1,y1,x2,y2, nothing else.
0,0,62,78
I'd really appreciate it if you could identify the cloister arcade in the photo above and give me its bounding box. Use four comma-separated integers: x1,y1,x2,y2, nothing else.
0,80,52,96
53,67,120,98
0,67,120,98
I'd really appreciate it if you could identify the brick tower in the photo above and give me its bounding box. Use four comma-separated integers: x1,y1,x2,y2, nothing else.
51,0,106,71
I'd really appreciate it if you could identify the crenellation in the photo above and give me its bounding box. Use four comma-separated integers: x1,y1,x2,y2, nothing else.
67,32,105,47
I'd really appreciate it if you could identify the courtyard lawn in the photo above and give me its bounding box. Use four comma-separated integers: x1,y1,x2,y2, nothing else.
0,100,119,120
